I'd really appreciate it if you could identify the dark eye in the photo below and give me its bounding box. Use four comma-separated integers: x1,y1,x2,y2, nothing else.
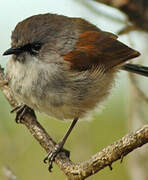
30,43,42,54
16,43,42,55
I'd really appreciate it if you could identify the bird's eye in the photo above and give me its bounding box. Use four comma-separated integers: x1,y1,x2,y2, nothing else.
18,43,42,55
30,43,42,54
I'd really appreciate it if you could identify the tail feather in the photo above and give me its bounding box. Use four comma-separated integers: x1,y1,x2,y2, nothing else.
121,63,148,77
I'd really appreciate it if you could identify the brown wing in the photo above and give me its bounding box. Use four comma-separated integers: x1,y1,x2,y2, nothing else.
63,31,140,71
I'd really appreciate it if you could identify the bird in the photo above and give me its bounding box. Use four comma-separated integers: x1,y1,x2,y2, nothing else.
3,13,145,171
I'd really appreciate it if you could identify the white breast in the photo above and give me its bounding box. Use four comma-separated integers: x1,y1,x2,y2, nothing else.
6,56,116,121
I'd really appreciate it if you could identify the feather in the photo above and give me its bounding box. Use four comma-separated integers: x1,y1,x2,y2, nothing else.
63,30,140,71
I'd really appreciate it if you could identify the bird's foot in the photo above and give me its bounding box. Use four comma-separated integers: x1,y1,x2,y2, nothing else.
44,143,70,172
11,104,36,123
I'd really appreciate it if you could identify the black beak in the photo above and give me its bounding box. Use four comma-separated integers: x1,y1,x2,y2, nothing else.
3,47,23,56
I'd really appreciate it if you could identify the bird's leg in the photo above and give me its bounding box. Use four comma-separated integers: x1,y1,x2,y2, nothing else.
44,117,79,172
11,104,36,123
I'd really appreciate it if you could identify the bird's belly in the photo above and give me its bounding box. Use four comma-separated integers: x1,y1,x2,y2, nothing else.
6,60,116,121
12,87,89,121
10,76,114,121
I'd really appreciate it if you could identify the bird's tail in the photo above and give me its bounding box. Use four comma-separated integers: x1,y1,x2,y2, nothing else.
121,63,148,77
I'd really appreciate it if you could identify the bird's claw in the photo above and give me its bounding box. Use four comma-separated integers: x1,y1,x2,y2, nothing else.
11,104,36,123
44,144,70,172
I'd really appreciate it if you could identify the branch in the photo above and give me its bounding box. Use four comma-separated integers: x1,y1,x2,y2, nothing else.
94,0,148,32
1,66,148,180
3,166,17,180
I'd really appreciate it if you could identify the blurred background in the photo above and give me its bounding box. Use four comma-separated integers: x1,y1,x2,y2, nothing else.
0,0,148,179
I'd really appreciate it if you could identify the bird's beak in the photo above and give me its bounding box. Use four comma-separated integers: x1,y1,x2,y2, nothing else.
3,47,22,56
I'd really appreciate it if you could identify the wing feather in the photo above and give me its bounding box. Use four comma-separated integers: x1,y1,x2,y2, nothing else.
63,31,140,71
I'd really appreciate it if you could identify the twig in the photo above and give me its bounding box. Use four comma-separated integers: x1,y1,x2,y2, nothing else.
3,166,17,180
0,66,148,180
94,0,148,32
77,0,125,24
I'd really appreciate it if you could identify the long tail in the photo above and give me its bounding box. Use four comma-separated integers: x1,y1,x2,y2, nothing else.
121,63,148,77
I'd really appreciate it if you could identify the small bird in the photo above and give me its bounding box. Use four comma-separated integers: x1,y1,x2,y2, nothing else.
3,13,146,171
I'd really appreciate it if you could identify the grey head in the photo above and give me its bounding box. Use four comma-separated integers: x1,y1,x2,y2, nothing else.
3,13,81,61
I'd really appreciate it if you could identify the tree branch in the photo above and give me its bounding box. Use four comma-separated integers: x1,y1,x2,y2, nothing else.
94,0,148,32
3,166,17,180
1,65,148,180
